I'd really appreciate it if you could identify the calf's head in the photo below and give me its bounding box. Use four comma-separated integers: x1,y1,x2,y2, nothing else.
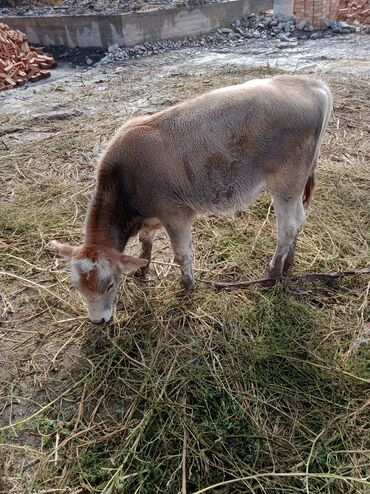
51,241,147,324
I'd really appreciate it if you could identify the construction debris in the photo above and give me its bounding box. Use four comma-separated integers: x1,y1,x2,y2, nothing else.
0,22,56,91
337,0,370,24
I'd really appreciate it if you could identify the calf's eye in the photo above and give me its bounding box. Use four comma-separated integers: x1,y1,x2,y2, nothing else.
106,282,114,293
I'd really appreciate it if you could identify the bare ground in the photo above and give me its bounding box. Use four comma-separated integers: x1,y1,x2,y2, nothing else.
0,35,369,493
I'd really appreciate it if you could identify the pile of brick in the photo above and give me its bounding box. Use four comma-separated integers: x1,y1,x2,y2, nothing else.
337,0,370,24
0,22,56,91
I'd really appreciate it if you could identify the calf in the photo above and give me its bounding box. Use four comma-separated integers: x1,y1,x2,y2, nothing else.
52,75,332,323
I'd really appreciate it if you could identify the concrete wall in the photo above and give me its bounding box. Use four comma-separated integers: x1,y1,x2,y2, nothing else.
3,0,273,48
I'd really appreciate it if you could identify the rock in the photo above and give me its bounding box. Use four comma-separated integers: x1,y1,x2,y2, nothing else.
327,20,337,30
297,20,307,31
303,24,314,32
252,32,261,38
219,27,233,34
310,32,322,39
278,41,298,48
278,33,291,41
107,43,120,53
275,13,296,23
85,57,93,65
338,21,349,28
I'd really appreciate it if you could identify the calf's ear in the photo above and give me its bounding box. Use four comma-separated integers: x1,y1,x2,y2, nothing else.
51,240,74,262
118,254,148,274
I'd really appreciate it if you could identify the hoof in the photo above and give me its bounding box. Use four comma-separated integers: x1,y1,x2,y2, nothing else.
262,268,281,288
134,266,149,280
261,277,279,288
181,277,195,292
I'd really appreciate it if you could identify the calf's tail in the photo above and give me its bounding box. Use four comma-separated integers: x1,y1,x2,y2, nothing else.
302,172,316,209
303,83,333,210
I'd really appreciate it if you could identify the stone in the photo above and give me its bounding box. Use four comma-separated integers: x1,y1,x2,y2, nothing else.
310,32,322,39
85,57,93,65
278,41,298,48
278,33,291,41
252,32,261,38
297,20,307,31
327,20,337,30
107,43,120,53
275,13,296,23
219,27,233,34
304,24,314,32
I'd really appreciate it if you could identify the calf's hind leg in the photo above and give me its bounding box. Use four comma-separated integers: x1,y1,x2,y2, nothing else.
267,195,306,280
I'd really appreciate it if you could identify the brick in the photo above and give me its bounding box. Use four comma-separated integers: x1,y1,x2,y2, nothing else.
0,24,56,89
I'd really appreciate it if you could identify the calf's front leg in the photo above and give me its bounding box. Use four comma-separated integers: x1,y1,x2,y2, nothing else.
165,217,195,291
135,227,156,279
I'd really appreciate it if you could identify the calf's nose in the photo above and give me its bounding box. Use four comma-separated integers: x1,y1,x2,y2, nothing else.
90,317,107,325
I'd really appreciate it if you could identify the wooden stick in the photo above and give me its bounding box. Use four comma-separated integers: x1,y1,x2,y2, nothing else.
199,267,370,290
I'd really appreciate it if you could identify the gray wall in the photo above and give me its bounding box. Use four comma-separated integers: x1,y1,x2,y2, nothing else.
3,0,273,48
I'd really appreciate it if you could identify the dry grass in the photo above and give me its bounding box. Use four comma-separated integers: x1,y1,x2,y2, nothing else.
0,62,369,494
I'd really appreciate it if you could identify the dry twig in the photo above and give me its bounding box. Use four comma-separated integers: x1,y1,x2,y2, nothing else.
201,267,370,290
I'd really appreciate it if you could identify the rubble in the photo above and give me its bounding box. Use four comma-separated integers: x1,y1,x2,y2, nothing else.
0,22,56,90
97,11,358,65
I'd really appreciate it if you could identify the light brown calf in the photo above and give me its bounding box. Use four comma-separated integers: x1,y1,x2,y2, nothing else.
52,75,332,323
